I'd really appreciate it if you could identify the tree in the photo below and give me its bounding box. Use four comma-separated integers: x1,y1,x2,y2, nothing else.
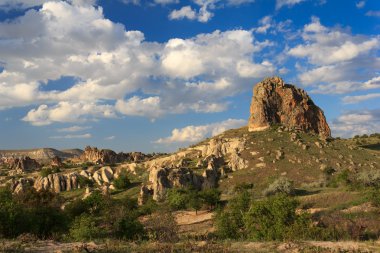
115,213,145,240
113,172,131,190
188,190,202,215
167,188,189,210
200,188,221,210
244,194,302,241
69,214,101,241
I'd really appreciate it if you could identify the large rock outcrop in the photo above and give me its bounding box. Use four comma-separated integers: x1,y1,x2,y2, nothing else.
82,146,150,165
248,77,331,138
2,156,40,174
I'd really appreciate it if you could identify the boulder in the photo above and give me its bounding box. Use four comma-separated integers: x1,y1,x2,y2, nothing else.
248,77,331,138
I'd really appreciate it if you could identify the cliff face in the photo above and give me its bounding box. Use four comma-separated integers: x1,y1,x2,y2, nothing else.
248,77,331,138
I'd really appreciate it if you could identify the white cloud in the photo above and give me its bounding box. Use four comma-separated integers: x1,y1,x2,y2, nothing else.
50,133,92,139
331,110,380,137
0,1,274,126
169,6,197,20
57,125,92,132
115,96,164,119
0,0,96,10
23,102,116,126
342,93,380,104
155,118,246,144
288,17,380,94
275,0,305,10
356,1,365,9
366,11,380,17
168,0,255,23
105,135,115,140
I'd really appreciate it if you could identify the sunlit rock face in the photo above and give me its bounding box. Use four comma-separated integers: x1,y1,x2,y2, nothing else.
248,77,331,138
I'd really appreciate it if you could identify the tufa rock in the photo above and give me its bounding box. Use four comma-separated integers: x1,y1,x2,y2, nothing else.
5,156,40,174
248,77,331,138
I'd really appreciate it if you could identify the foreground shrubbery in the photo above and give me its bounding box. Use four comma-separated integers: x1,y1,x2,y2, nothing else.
215,189,371,241
0,188,145,241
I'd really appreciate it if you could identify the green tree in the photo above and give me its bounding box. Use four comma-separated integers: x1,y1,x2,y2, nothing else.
243,194,305,241
188,190,202,215
69,213,101,241
113,172,131,190
167,188,189,210
115,213,145,240
200,188,221,210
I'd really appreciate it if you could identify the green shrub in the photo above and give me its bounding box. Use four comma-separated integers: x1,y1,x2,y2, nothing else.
215,189,252,239
200,188,221,210
114,213,145,240
244,194,309,241
113,173,131,190
263,177,295,196
77,175,94,187
167,188,189,210
40,167,60,177
69,214,101,241
146,211,178,242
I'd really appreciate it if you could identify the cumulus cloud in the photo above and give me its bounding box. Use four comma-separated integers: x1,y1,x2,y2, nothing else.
168,0,255,23
288,17,380,94
115,96,164,119
155,119,246,144
50,133,92,139
22,102,116,126
169,6,197,20
0,0,96,10
331,110,380,137
57,125,92,132
342,93,380,104
0,1,274,125
275,0,305,10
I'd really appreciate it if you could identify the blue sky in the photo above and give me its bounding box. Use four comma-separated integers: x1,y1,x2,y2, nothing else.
0,0,379,152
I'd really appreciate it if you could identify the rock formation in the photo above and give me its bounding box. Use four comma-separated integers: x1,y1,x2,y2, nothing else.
51,156,64,167
82,146,120,164
34,172,81,193
3,156,40,174
248,77,331,138
81,146,150,165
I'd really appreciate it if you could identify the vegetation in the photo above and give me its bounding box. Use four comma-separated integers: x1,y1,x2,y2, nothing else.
39,167,60,177
113,172,131,190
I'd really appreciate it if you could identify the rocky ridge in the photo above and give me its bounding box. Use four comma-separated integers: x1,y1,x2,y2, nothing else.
248,77,331,138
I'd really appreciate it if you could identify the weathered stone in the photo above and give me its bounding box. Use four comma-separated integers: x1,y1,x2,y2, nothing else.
248,77,331,138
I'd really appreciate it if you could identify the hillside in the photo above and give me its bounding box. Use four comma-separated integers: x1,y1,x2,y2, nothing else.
1,77,380,252
0,148,83,162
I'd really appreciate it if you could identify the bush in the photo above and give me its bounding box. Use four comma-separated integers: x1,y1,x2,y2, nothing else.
69,214,101,241
200,188,221,210
114,213,145,240
215,189,251,239
263,177,295,196
244,194,302,240
146,211,178,243
167,188,189,210
40,167,60,177
113,173,131,190
77,175,94,187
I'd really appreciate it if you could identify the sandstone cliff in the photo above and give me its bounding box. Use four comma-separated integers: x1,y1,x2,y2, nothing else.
248,77,331,138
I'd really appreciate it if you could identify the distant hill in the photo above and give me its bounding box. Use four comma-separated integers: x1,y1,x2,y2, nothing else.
0,148,83,162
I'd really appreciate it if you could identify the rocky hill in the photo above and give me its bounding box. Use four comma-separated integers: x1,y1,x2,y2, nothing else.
0,148,83,162
248,77,330,138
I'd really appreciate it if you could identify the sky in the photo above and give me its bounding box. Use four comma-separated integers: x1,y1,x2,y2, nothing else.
0,0,379,153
